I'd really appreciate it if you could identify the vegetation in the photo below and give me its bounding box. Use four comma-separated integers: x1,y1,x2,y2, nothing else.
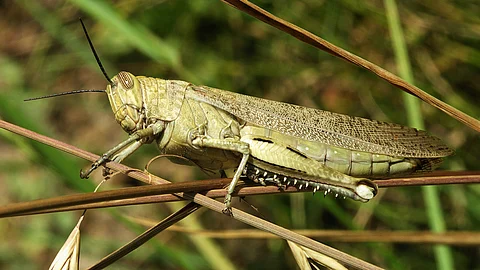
0,1,478,269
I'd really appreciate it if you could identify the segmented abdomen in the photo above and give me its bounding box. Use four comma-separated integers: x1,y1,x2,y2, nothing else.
241,125,443,178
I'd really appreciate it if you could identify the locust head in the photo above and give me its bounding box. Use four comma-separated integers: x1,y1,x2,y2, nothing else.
26,20,186,136
106,71,188,135
106,71,145,134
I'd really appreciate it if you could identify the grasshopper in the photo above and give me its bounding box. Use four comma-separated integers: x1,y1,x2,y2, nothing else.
28,24,453,214
31,70,453,212
71,65,451,211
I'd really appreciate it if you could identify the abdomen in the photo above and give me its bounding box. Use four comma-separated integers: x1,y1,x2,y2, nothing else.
240,125,443,178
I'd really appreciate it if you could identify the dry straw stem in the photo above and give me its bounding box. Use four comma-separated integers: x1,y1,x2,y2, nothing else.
88,202,201,270
1,119,478,218
162,226,480,246
1,172,478,218
221,0,480,132
1,122,479,270
1,118,478,211
1,119,383,270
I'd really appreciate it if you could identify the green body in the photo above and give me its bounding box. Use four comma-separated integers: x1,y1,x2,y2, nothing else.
98,71,453,204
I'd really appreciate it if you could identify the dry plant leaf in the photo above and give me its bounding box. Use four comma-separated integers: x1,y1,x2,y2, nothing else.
49,216,83,270
288,240,348,270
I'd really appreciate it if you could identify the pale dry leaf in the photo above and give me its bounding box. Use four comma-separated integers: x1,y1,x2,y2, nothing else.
49,216,83,270
288,240,348,270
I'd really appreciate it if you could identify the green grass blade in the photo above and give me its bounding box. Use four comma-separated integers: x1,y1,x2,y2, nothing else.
384,1,454,269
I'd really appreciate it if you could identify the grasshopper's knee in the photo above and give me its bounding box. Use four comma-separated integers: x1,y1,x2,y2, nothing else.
237,142,250,155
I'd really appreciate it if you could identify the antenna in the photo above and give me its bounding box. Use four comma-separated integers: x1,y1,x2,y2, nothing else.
24,90,106,101
80,18,112,84
24,19,111,102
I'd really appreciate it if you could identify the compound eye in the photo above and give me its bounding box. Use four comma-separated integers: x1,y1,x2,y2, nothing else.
118,71,134,89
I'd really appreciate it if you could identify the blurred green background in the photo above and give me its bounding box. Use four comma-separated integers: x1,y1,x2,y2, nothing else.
0,0,478,269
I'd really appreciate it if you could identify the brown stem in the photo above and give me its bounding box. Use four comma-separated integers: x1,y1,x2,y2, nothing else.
0,119,383,270
221,0,480,132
